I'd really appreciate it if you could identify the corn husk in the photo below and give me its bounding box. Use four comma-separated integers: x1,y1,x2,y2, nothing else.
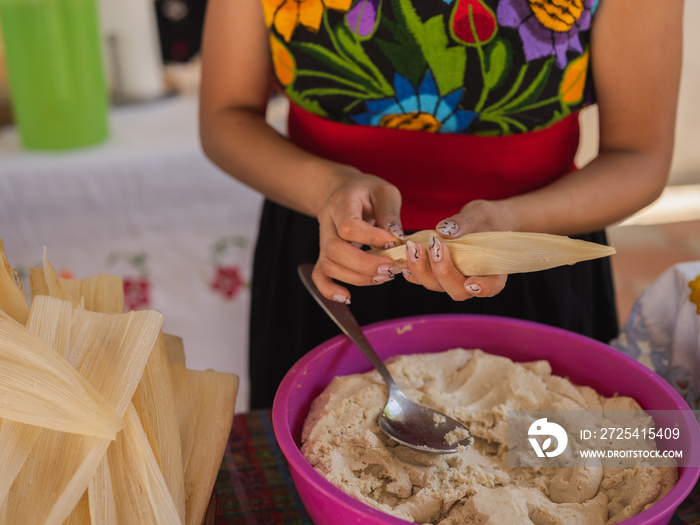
0,305,122,439
30,260,124,314
0,296,75,505
177,368,239,525
131,332,187,523
64,492,91,524
164,333,187,369
88,458,117,524
0,302,163,524
0,239,30,324
372,230,616,275
107,403,182,524
0,243,239,523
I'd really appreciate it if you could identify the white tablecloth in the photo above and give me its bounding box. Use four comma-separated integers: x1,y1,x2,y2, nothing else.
0,93,266,412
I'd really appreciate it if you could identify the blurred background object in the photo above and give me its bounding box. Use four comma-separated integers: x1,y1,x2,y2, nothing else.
99,0,167,103
0,23,11,127
154,0,207,64
0,0,109,150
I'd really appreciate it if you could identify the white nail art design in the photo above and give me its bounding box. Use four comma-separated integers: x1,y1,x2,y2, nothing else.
333,294,351,304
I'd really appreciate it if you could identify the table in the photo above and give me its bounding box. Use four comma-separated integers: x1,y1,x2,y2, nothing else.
215,410,700,525
0,93,278,412
215,410,312,524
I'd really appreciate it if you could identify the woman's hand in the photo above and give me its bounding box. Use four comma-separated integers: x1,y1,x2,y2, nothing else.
403,199,514,300
312,169,406,303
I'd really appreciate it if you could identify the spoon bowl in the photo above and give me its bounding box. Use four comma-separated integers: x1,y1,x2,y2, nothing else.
297,264,473,454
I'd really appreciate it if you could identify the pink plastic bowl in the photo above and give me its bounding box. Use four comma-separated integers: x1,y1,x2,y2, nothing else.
272,314,700,525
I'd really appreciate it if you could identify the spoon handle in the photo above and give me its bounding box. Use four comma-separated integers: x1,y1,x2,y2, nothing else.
297,264,397,389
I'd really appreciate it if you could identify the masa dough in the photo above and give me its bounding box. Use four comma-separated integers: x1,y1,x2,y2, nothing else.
301,349,676,524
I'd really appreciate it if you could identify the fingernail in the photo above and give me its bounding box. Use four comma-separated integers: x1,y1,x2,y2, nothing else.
333,294,351,304
429,236,442,262
437,220,459,236
401,268,412,278
466,283,482,295
406,240,419,263
373,274,393,284
383,241,398,250
388,221,405,239
377,264,401,277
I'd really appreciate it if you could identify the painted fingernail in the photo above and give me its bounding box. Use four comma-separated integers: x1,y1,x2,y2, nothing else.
402,268,412,278
373,274,393,284
388,221,405,239
437,220,459,236
383,241,398,249
333,294,351,304
406,240,419,263
377,264,401,277
429,236,442,262
466,283,482,295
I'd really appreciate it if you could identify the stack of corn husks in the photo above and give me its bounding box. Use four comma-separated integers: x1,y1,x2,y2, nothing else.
0,240,239,525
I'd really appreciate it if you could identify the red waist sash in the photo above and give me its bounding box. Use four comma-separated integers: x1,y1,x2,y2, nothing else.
287,103,581,231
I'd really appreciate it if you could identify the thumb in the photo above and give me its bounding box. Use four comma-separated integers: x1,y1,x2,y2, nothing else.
435,215,471,239
373,193,405,249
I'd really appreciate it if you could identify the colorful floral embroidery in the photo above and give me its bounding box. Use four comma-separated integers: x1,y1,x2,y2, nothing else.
267,0,597,135
346,0,381,38
497,0,593,68
450,0,498,46
262,0,354,41
351,71,477,132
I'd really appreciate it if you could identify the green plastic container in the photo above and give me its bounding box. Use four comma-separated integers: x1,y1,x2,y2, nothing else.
0,0,108,150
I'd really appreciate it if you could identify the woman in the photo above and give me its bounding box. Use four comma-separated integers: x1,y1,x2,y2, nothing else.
199,0,684,408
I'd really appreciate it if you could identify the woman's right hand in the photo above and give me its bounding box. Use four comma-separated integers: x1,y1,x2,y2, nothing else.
312,169,406,304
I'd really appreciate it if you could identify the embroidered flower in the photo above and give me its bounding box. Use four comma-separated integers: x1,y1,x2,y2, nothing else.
559,47,589,104
450,0,497,46
210,265,245,300
123,277,151,311
262,0,353,42
351,70,477,133
346,0,381,38
497,0,594,68
270,34,296,86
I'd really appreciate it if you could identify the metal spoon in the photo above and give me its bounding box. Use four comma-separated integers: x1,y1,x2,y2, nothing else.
298,263,474,454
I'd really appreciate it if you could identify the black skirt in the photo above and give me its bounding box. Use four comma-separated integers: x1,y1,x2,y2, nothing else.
248,199,619,409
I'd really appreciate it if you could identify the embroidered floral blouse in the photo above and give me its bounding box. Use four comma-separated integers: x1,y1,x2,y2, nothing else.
262,0,599,136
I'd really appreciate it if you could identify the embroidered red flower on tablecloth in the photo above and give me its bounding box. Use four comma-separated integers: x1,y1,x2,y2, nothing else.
123,276,151,311
210,265,244,300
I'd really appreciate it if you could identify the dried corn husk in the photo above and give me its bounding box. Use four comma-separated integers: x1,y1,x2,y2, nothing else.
39,247,73,302
0,297,75,504
0,306,122,439
177,368,238,525
372,230,616,275
0,302,163,524
0,239,30,324
30,255,124,314
88,458,117,524
107,403,183,524
64,492,91,524
0,242,238,523
164,333,187,369
131,332,187,523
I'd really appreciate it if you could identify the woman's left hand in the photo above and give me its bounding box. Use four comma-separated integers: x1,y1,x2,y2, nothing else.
402,199,514,300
